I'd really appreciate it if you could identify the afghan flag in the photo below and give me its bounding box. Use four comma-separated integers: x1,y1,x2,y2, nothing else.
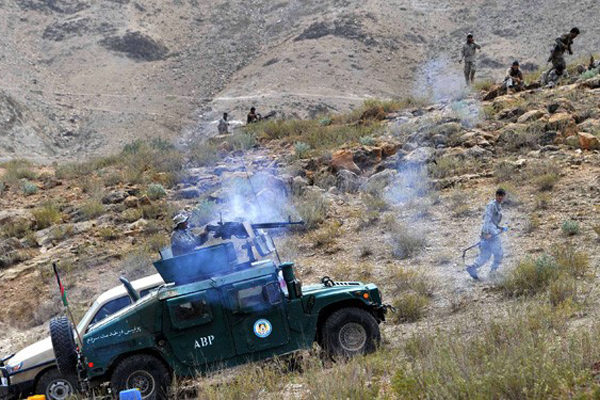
53,263,68,307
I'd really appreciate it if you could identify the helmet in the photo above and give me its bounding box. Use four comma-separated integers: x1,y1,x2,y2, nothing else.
512,60,519,66
172,213,189,228
467,32,473,38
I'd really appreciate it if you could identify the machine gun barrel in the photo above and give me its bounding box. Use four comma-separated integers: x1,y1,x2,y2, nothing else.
251,221,304,230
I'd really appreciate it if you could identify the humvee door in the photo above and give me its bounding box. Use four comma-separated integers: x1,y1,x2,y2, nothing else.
225,274,290,355
164,288,235,366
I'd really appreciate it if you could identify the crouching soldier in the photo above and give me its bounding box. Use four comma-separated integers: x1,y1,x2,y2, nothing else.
503,61,524,93
466,189,509,280
171,212,209,256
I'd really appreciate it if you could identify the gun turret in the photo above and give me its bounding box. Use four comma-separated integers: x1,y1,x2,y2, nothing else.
206,218,304,240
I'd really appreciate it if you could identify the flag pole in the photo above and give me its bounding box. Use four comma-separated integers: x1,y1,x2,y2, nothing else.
53,263,84,348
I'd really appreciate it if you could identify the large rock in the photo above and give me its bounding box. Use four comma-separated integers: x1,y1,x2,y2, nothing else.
336,170,361,193
517,110,546,124
124,196,139,208
330,150,361,174
353,147,382,169
360,169,397,194
101,190,129,204
546,113,578,137
578,132,600,150
578,119,600,133
404,147,435,164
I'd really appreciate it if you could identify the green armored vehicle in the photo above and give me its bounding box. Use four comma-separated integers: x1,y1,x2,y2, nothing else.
49,221,390,399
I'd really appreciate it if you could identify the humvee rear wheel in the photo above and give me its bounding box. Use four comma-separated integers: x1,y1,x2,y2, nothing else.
322,307,380,358
110,354,170,400
49,316,79,378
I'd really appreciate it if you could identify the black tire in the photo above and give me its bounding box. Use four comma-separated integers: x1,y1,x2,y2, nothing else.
110,354,170,400
322,307,381,358
35,368,76,400
49,316,79,378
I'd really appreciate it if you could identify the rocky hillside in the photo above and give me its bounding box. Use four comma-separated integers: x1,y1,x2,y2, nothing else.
1,65,600,396
1,0,600,161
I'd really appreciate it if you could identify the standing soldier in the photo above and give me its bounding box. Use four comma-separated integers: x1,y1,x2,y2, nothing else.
546,27,580,85
466,189,509,280
460,33,481,86
217,112,229,135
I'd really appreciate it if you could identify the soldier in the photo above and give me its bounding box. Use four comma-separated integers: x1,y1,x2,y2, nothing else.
247,107,260,124
466,188,509,280
217,112,229,135
170,213,208,257
546,27,580,84
503,61,525,93
460,33,481,85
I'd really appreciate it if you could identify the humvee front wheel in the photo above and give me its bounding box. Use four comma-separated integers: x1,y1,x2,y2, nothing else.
110,354,170,400
322,307,380,358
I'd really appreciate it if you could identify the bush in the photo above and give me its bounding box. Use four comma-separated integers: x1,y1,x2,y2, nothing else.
548,274,577,306
97,226,118,241
1,159,37,183
188,140,220,167
429,156,481,179
535,193,551,210
21,180,38,195
48,224,74,241
393,292,429,323
293,142,311,159
359,135,376,146
561,220,580,236
499,255,559,297
391,305,600,399
386,219,426,260
225,132,257,151
146,183,167,200
141,203,165,220
524,213,540,233
32,202,62,229
554,245,589,277
307,220,341,248
121,208,143,223
1,219,32,239
79,199,105,220
294,190,329,230
536,173,560,191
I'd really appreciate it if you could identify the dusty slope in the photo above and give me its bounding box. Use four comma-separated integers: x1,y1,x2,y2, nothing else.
2,0,600,160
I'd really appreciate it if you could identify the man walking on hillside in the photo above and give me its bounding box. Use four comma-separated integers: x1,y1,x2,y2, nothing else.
460,33,481,86
545,27,580,85
217,112,229,135
466,188,509,280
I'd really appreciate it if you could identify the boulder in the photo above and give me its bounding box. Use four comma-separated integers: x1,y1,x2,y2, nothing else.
330,150,361,174
578,119,600,133
353,147,382,169
175,188,201,200
517,110,546,124
578,132,600,150
404,147,435,164
565,135,580,148
124,196,139,208
546,113,578,137
361,169,397,194
336,170,361,193
101,190,129,204
580,77,600,89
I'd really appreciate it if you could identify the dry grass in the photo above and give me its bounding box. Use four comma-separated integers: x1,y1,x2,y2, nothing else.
294,190,329,230
32,202,63,229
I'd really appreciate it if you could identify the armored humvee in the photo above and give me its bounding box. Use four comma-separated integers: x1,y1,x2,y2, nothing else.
48,220,389,399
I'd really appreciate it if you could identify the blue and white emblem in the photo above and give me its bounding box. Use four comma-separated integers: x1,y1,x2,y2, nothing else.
253,319,272,338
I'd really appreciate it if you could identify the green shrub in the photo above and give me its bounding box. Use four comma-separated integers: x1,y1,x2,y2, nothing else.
188,140,221,167
79,199,105,220
21,180,38,195
103,172,123,187
225,132,257,151
579,67,599,81
554,245,589,277
392,305,600,399
97,226,118,240
536,173,560,191
1,159,37,183
49,224,74,241
32,202,62,229
561,220,580,236
359,135,376,146
147,183,167,200
122,208,143,223
1,219,32,239
548,274,577,306
500,255,559,297
393,292,429,323
294,190,329,230
293,142,311,159
141,203,165,220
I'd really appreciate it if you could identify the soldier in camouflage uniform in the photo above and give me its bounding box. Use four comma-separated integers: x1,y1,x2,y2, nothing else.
460,33,481,85
170,213,208,257
546,27,580,85
466,189,509,280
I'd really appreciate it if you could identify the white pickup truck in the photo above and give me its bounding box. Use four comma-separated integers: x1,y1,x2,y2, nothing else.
1,274,164,400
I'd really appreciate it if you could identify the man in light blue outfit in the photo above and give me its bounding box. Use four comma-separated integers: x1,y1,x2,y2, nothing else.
466,188,508,280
